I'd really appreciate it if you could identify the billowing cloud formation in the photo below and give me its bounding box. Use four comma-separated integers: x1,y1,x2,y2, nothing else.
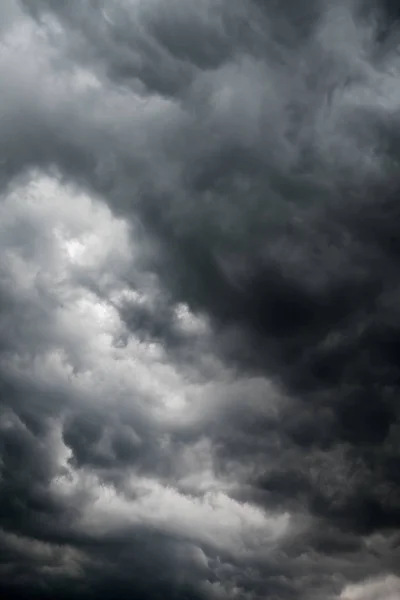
1,0,400,598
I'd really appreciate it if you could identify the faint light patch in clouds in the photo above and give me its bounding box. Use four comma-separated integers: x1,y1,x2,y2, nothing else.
339,574,400,600
0,528,87,579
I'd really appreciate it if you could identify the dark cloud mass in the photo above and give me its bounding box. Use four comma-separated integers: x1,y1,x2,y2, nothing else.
1,0,400,598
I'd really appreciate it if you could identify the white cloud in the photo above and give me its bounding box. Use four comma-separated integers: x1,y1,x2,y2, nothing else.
1,171,290,572
51,463,290,556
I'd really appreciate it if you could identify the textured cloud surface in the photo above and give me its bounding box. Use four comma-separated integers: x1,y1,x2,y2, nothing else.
1,1,400,599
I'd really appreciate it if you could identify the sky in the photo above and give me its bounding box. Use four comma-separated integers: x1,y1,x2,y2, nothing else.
1,0,400,599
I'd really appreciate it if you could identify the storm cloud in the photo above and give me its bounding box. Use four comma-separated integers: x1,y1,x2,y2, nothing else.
1,0,400,598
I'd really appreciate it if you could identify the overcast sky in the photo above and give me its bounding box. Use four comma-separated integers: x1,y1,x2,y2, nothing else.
1,1,400,599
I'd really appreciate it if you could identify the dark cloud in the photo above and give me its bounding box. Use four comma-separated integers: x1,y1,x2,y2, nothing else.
1,0,400,599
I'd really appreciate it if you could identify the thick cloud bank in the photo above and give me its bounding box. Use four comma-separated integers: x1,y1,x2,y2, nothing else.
1,1,400,598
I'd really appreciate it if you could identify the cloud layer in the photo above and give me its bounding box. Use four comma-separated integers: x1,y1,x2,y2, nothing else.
1,1,400,599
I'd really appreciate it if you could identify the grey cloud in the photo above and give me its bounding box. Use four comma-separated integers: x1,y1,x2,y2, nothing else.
1,0,400,599
20,0,247,100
